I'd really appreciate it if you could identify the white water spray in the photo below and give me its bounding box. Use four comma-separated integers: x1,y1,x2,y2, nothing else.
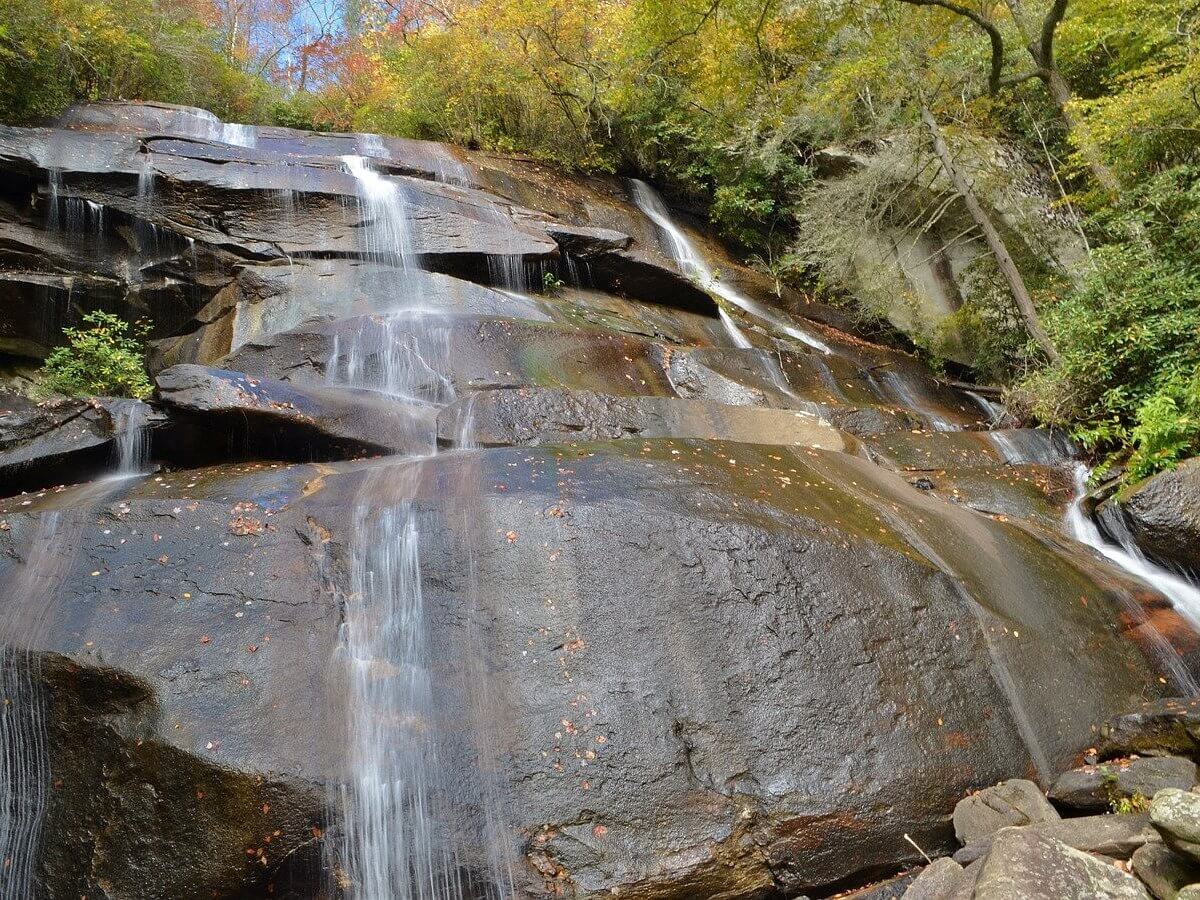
1065,464,1200,628
628,179,831,354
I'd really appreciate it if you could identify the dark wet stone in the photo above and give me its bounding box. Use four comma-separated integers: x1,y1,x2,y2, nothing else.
0,392,158,495
953,780,1059,845
1050,757,1196,813
954,814,1157,864
973,827,1151,899
1132,841,1200,900
155,364,436,461
1098,459,1200,574
0,464,338,897
1101,700,1200,761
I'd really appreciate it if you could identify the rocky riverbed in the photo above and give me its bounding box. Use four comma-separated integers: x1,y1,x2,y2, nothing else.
0,101,1198,898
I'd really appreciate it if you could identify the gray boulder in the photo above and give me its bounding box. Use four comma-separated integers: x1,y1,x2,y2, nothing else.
1152,789,1200,863
1051,757,1197,813
954,813,1158,864
1098,459,1200,573
903,857,965,899
953,780,1060,846
973,827,1151,899
1101,700,1200,760
1132,842,1200,900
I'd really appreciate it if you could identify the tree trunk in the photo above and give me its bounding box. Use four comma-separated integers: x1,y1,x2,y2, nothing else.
1000,0,1123,196
920,106,1060,362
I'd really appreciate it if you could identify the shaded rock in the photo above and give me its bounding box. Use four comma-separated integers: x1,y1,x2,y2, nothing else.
1101,700,1200,761
1051,757,1196,813
954,814,1158,864
436,387,847,450
0,392,158,494
1152,789,1200,863
845,870,919,898
0,464,339,897
953,780,1060,846
1132,841,1200,900
973,827,1151,899
155,364,436,461
903,857,965,899
1098,459,1200,574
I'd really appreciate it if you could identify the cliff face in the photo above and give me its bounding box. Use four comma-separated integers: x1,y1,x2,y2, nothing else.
0,101,1193,899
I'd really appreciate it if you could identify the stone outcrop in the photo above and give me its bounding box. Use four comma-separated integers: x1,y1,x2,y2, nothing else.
1099,459,1200,575
0,102,1195,899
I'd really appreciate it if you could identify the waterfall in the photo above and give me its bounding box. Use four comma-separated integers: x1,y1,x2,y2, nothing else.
1065,464,1200,628
880,371,957,432
110,401,151,477
628,179,831,354
966,390,1003,426
334,156,512,899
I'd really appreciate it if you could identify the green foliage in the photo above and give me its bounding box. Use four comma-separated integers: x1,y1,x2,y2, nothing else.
39,311,153,399
542,271,566,294
0,0,290,126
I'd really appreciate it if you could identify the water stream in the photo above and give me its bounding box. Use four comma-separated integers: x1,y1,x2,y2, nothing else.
629,179,831,354
333,155,511,899
1065,464,1200,628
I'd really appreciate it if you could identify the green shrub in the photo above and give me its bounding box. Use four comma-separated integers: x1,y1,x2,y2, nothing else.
38,311,152,399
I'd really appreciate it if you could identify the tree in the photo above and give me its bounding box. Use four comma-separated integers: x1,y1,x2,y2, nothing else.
896,0,1123,196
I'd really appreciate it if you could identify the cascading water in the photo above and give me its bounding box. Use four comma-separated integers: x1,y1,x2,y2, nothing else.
629,179,832,354
1065,464,1200,628
333,155,512,899
110,401,151,477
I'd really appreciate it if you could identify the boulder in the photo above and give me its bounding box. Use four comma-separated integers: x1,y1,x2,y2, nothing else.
1050,757,1196,813
903,857,965,899
0,463,340,897
1098,460,1200,574
1178,886,1200,900
1101,700,1200,761
973,827,1151,899
952,780,1060,846
155,364,437,461
1152,789,1200,864
1132,841,1200,900
954,814,1158,864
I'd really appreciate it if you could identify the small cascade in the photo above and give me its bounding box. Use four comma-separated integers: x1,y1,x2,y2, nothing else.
341,155,419,275
0,512,74,899
1066,465,1200,628
966,390,1003,426
986,429,1067,466
880,371,957,432
629,179,832,354
718,308,754,349
110,401,151,477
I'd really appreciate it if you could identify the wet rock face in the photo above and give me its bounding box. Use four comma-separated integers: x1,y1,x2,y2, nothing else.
0,102,1197,900
1100,459,1200,575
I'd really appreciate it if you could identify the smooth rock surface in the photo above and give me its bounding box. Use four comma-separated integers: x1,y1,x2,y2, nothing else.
1132,841,1200,900
903,857,965,899
1098,459,1200,574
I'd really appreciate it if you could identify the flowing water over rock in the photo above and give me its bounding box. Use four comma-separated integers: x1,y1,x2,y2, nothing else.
1066,465,1200,629
0,102,1196,898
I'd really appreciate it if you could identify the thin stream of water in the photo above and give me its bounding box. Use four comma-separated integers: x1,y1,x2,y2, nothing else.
628,179,832,354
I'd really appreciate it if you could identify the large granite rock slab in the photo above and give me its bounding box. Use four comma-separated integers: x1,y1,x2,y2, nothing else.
1099,459,1200,574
